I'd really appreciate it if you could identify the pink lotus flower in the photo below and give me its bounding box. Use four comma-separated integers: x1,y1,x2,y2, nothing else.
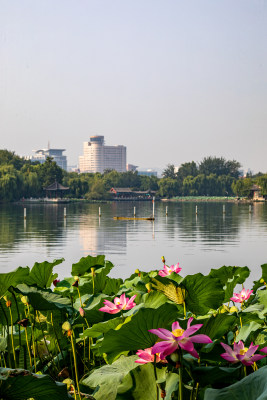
149,318,212,359
135,347,167,364
158,263,182,277
230,288,253,303
99,293,137,314
220,341,266,366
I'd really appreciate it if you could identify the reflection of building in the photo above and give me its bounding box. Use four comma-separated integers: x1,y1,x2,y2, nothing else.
79,136,126,173
26,148,67,170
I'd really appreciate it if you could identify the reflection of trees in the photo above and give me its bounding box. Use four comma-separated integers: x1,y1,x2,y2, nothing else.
0,204,72,251
161,202,242,244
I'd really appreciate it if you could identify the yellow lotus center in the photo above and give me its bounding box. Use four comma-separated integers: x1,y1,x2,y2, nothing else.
172,328,184,337
117,302,120,305
239,348,248,355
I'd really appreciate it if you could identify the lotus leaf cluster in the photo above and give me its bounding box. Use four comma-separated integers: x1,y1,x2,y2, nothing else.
1,256,267,399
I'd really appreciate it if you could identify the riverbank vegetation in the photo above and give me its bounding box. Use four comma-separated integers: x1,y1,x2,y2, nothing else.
1,255,267,399
0,149,267,202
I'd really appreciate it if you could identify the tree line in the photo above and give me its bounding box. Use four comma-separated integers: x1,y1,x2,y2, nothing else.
0,150,266,201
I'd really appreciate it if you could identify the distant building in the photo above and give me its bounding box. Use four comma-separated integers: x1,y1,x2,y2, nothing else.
79,136,126,173
127,164,138,172
138,169,157,177
26,148,67,170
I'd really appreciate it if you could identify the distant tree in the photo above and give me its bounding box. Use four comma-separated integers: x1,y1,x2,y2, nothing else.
37,157,63,188
199,157,241,178
231,178,252,197
177,162,198,180
162,164,176,179
256,174,267,196
158,178,179,198
0,149,26,170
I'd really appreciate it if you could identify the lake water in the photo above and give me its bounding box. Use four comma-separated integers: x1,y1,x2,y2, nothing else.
0,201,267,283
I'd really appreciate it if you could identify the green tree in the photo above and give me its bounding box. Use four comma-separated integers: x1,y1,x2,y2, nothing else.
162,164,176,179
37,157,63,188
231,178,252,197
158,178,178,198
199,157,241,178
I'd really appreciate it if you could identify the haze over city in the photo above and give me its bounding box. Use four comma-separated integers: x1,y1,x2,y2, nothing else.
1,1,266,172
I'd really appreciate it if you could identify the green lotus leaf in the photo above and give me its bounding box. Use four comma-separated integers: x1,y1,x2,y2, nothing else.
71,255,107,276
14,284,72,312
81,355,139,400
192,365,242,388
182,273,224,315
209,265,250,302
141,290,169,308
236,321,262,342
0,367,73,399
81,316,124,339
204,365,267,400
117,363,178,400
261,264,267,283
199,314,237,340
99,303,179,362
24,259,64,289
0,267,30,298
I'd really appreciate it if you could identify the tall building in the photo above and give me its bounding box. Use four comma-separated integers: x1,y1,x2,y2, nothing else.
26,148,67,170
79,136,126,173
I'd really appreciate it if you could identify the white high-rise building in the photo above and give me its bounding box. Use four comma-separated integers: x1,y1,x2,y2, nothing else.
79,136,126,173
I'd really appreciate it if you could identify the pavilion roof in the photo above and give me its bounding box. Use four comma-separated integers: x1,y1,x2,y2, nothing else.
44,181,69,191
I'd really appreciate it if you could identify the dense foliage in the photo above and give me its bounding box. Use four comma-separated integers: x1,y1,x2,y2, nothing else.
1,149,267,201
1,256,267,399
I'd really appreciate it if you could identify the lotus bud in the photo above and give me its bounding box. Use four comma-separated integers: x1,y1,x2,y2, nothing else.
21,296,29,305
145,283,152,293
62,321,72,331
63,378,74,389
230,306,239,313
260,278,265,284
79,307,85,317
18,318,29,327
91,267,95,277
170,352,179,363
161,256,166,264
6,300,12,308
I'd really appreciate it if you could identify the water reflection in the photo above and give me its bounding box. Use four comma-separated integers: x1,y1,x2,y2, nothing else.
0,202,267,277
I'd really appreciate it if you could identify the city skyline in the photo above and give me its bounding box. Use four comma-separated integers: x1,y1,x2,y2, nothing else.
1,1,266,173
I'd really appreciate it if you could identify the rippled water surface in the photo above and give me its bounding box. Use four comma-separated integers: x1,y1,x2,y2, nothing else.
0,201,267,280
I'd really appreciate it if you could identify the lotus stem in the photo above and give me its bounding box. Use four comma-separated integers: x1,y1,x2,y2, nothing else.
183,301,186,319
8,307,17,368
240,316,243,328
0,302,11,368
77,287,82,308
27,305,37,372
153,358,159,400
70,331,81,399
243,366,247,377
24,326,33,368
178,349,183,400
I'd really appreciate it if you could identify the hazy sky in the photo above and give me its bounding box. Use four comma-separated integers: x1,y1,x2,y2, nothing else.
1,0,266,172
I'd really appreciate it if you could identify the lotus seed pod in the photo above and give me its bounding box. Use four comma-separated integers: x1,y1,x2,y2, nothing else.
62,321,72,331
230,306,239,313
74,276,79,281
91,267,95,276
220,308,227,313
260,278,265,283
21,296,29,305
67,329,72,337
135,269,140,274
161,256,166,264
